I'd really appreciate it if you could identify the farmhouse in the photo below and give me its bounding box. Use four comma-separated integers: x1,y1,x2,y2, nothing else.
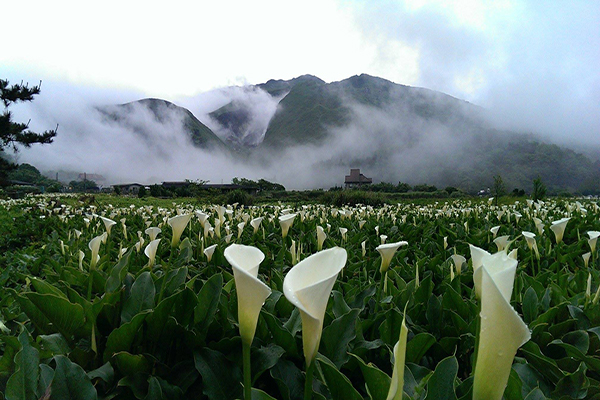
112,183,146,195
345,169,372,188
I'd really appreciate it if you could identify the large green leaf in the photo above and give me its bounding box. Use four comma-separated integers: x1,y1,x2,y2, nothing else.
350,353,391,400
317,354,363,400
193,347,242,400
105,250,132,292
121,271,156,324
406,332,436,364
49,355,98,400
321,309,360,368
25,292,85,339
194,273,223,335
5,331,40,400
424,355,458,400
104,311,150,363
251,344,285,384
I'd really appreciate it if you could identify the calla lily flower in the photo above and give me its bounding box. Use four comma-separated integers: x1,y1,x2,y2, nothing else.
204,244,217,262
386,308,408,400
339,227,348,242
250,217,263,234
359,220,366,229
144,239,161,267
283,247,347,366
195,211,209,227
237,222,245,239
522,231,540,259
316,226,326,251
376,241,408,273
279,213,296,238
380,235,387,244
490,226,500,238
493,235,510,252
145,227,161,241
168,214,192,247
533,217,544,235
224,244,271,345
88,235,103,269
361,240,366,257
450,254,466,275
473,255,531,400
583,252,591,269
588,231,600,254
550,217,570,244
78,250,85,271
100,216,117,235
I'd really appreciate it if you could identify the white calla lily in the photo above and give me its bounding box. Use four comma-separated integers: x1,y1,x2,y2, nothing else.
279,213,296,238
550,217,570,244
145,226,161,241
88,235,103,270
250,217,263,234
588,231,600,254
493,235,510,252
204,244,217,262
450,254,466,275
473,256,531,400
316,226,327,251
224,244,271,345
144,239,161,267
376,241,408,273
283,247,347,366
100,216,117,235
522,231,539,259
168,214,192,247
386,308,408,400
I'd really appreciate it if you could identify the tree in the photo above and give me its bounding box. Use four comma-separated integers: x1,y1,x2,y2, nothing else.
492,175,506,206
1,79,57,185
532,176,546,201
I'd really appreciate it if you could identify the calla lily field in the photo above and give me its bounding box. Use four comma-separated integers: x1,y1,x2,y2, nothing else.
0,194,599,399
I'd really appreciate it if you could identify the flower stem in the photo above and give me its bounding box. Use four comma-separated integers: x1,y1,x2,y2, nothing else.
243,340,252,400
304,359,315,400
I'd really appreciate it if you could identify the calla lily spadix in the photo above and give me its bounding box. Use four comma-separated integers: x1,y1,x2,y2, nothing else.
283,247,347,367
316,226,326,251
550,217,570,244
279,213,296,238
145,227,161,241
168,213,192,247
144,239,161,267
473,256,531,400
224,244,271,345
376,241,408,273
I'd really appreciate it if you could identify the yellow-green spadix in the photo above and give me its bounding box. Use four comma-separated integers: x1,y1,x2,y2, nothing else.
283,247,347,366
224,244,271,344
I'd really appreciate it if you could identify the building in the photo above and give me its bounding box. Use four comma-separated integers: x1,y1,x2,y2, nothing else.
345,169,372,188
112,183,146,195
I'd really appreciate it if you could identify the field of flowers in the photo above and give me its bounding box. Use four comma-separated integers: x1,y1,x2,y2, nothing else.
0,194,599,400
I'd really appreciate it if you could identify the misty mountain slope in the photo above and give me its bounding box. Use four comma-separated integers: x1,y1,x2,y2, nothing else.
101,98,230,151
207,75,326,148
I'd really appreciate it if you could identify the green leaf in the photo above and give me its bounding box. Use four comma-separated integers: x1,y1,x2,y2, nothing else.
145,376,163,400
194,273,223,335
25,292,85,339
104,311,150,363
261,311,299,358
424,356,458,400
321,309,360,368
350,353,391,400
332,290,351,318
146,291,179,345
37,333,70,357
49,355,98,400
524,388,547,400
552,362,589,399
121,271,156,324
522,287,539,323
270,358,304,400
30,278,67,298
251,387,278,400
193,347,242,400
406,333,436,364
114,352,152,377
87,361,114,384
105,250,132,292
317,354,363,400
251,344,285,384
5,331,40,400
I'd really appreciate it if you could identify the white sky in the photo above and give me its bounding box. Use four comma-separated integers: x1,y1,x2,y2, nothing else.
2,0,599,145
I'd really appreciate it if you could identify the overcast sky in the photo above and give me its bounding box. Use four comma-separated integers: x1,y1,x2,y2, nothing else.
2,0,599,151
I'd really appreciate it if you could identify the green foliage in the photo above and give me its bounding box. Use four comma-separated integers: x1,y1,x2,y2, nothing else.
68,180,98,192
225,189,253,206
1,195,599,399
532,176,547,201
492,175,506,206
137,185,147,198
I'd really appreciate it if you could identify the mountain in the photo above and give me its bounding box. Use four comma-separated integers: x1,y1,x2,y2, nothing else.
100,76,600,194
100,98,229,151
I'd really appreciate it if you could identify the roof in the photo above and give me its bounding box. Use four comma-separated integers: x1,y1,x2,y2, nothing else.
345,168,372,184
